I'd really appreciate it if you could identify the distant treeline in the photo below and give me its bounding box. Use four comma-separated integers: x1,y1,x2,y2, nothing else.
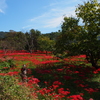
0,31,8,39
0,29,61,54
0,30,61,40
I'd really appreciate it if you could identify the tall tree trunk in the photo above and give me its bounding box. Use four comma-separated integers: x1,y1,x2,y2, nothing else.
90,59,99,69
86,51,100,69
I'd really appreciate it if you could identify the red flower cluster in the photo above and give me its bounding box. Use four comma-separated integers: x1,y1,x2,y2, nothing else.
93,68,100,74
0,71,19,76
67,94,84,100
84,88,99,94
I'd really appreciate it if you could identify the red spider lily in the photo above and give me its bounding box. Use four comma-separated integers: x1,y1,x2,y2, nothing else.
67,94,84,100
38,88,53,95
18,82,24,85
77,83,88,88
3,67,9,69
71,55,86,59
77,84,85,88
28,77,40,84
64,55,86,62
93,68,100,74
44,81,49,85
0,71,19,76
31,59,41,65
74,71,79,73
37,89,45,95
37,88,52,96
7,71,19,76
84,88,99,94
53,94,65,99
56,68,64,72
52,85,59,89
53,81,62,85
41,60,59,64
58,88,70,95
0,73,6,76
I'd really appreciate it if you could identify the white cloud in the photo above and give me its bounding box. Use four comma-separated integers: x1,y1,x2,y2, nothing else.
43,7,76,28
29,6,76,29
26,0,83,32
0,0,7,13
22,25,32,29
44,16,63,28
0,9,4,13
30,14,47,22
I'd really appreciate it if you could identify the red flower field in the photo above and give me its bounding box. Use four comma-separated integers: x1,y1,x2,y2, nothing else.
0,50,100,100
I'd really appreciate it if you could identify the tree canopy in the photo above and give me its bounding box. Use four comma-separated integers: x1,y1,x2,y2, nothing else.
55,0,100,69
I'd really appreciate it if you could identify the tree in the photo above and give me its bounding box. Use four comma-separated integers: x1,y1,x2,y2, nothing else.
75,0,100,69
30,29,41,52
24,29,41,53
2,31,26,52
55,0,100,69
55,17,81,55
0,40,10,54
4,31,17,51
0,31,8,39
24,32,31,52
43,31,61,40
38,35,55,53
14,32,26,50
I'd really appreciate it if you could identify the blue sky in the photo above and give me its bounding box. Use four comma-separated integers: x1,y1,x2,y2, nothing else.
0,0,100,33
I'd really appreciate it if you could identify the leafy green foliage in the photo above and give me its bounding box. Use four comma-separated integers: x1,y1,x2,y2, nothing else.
0,58,15,69
38,35,55,52
55,0,100,69
75,0,100,68
55,17,81,55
